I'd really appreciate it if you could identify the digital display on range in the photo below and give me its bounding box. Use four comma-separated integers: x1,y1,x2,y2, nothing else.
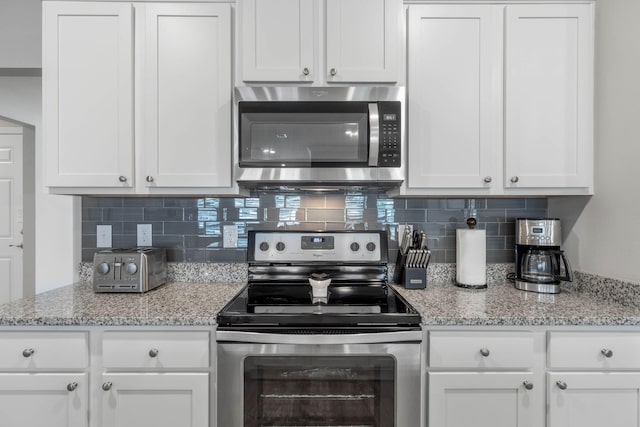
301,236,334,250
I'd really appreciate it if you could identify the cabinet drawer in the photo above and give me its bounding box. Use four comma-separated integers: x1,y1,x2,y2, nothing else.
102,331,209,369
429,331,534,369
548,332,640,369
0,332,88,369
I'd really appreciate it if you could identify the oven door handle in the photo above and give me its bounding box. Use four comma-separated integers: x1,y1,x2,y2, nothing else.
216,330,422,345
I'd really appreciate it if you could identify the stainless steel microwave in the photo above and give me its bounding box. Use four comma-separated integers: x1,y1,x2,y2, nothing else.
233,87,405,189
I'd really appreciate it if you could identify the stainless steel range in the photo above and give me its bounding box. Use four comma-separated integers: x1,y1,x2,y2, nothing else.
217,230,422,427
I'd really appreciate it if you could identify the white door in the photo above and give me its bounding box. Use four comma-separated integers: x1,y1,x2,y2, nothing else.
102,373,209,427
407,5,503,191
240,0,315,82
42,2,134,188
326,0,399,82
141,3,232,189
549,372,640,427
0,123,22,304
504,4,594,189
0,373,88,427
429,372,539,427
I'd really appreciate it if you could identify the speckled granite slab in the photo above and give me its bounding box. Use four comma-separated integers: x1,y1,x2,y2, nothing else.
0,282,245,326
79,262,248,284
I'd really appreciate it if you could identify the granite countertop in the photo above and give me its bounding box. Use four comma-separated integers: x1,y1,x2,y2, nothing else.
1,279,639,327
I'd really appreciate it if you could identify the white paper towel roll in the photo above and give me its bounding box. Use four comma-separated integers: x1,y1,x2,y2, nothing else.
456,229,487,287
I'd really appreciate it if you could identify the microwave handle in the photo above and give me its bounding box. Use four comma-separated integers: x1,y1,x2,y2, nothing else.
368,103,380,166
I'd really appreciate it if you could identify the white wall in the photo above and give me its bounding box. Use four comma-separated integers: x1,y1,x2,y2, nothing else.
0,76,79,293
0,0,41,68
549,0,640,283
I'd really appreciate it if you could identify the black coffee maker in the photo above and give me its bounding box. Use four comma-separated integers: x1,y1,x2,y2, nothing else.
514,218,573,294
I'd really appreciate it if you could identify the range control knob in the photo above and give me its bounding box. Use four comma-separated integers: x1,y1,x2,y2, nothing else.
125,263,138,275
366,242,376,252
350,242,360,252
276,242,286,252
96,262,110,275
259,242,269,252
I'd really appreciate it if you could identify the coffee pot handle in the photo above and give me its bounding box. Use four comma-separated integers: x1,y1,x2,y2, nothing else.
555,250,573,282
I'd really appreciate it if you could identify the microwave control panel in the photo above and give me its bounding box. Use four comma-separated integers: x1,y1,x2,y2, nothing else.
378,101,401,166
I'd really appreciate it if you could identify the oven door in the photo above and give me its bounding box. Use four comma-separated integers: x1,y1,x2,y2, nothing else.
217,330,422,427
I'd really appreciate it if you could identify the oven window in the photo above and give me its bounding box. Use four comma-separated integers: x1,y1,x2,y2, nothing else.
239,102,370,167
244,355,395,427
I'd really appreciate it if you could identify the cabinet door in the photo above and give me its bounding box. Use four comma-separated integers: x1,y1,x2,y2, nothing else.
241,0,315,82
102,373,208,427
548,372,640,427
142,3,231,188
429,372,539,427
0,373,88,427
504,4,594,189
326,0,399,82
407,5,502,191
43,2,134,188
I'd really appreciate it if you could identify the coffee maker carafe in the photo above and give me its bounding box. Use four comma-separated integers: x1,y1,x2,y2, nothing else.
514,218,572,294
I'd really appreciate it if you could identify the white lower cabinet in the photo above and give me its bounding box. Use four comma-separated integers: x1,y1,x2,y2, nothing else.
0,373,88,427
101,373,209,427
99,331,210,427
429,372,536,427
427,331,544,427
547,331,640,427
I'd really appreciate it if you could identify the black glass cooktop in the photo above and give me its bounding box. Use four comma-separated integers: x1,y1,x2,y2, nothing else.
217,283,421,330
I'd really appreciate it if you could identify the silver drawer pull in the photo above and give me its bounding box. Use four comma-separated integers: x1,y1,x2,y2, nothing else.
67,382,78,392
22,348,35,358
149,348,159,358
601,348,613,358
118,176,127,183
102,382,113,391
523,381,534,390
556,381,568,390
479,348,490,357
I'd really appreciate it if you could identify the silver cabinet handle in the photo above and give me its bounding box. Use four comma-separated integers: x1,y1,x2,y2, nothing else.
9,244,23,249
556,381,567,390
149,348,159,358
483,176,492,183
118,176,127,183
303,67,310,76
67,382,78,392
330,68,337,76
523,381,534,390
479,348,490,357
510,176,519,183
146,176,154,183
601,348,614,358
22,348,34,357
102,382,113,391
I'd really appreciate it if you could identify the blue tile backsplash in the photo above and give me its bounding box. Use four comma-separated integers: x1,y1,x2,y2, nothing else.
82,193,547,263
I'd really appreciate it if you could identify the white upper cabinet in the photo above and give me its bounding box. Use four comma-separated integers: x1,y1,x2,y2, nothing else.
43,2,234,194
240,0,315,83
504,4,594,190
405,2,594,196
238,0,401,84
325,0,399,83
407,5,502,193
43,2,134,188
141,3,231,189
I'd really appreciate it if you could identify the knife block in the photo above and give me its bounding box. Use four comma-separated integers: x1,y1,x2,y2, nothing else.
394,253,427,289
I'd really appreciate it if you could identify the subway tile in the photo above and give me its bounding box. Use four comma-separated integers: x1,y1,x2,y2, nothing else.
197,197,221,209
445,249,457,263
207,249,247,263
164,198,200,208
506,209,547,220
395,209,426,223
429,250,446,263
199,222,222,236
83,197,123,208
164,221,200,235
103,208,144,222
525,198,548,209
183,249,206,263
487,236,506,250
286,222,327,231
487,249,514,263
83,208,103,221
184,236,218,249
82,249,98,262
165,249,184,262
325,194,345,209
405,199,433,209
123,198,163,208
277,208,304,222
499,222,516,236
258,194,278,208
196,209,218,222
152,235,183,248
486,198,526,209
112,235,137,248
307,209,345,222
427,209,465,223
83,221,123,235
144,208,184,221
300,195,325,208
476,209,506,222
83,235,97,248
484,223,500,236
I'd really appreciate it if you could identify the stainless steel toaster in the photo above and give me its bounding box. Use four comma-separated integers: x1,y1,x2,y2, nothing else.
93,247,167,293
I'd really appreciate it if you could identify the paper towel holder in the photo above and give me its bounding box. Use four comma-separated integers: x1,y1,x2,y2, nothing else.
455,217,487,289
